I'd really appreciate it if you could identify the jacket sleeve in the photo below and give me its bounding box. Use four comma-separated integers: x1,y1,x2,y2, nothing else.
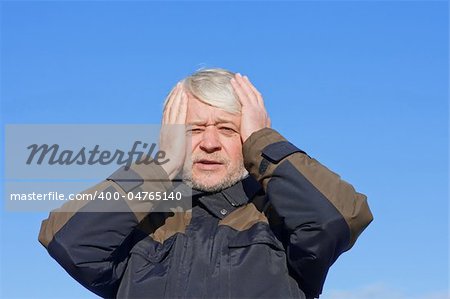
243,128,373,298
38,163,172,298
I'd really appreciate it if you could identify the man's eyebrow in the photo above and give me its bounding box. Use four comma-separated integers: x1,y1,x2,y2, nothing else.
187,117,238,127
186,120,207,126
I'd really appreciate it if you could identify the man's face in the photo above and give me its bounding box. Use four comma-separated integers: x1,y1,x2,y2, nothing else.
182,95,247,192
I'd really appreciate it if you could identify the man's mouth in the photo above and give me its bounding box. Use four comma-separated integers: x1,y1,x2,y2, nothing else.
194,159,224,170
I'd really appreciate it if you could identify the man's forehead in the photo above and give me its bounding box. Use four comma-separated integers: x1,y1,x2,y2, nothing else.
186,97,240,125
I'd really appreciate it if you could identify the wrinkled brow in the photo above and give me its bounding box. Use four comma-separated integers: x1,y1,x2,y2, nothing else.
187,115,239,127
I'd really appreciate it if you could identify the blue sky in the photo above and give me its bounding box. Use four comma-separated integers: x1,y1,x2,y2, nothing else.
1,1,448,298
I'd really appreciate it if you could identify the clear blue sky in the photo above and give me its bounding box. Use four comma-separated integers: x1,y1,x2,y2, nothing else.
1,1,448,298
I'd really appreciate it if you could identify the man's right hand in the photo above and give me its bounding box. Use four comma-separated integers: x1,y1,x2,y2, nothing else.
159,82,188,180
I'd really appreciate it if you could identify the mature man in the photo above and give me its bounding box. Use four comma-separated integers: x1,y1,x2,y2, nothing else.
39,68,373,299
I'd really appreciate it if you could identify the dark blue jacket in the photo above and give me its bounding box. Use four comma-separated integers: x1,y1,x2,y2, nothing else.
39,128,373,298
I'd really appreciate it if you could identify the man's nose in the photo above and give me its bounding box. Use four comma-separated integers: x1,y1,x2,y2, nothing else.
199,127,222,153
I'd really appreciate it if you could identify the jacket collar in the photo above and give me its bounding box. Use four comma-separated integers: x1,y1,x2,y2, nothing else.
175,175,262,219
221,174,262,207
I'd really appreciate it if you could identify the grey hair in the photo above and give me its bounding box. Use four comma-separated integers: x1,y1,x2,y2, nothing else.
163,68,241,114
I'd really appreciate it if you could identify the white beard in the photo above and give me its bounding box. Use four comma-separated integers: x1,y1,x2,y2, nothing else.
182,153,248,192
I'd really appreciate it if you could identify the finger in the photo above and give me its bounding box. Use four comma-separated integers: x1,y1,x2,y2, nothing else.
175,90,188,124
235,73,258,106
165,84,178,107
243,75,265,108
169,84,183,123
164,83,179,113
166,83,182,123
163,83,180,124
230,76,251,106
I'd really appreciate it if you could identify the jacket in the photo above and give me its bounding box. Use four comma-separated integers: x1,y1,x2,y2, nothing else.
39,128,373,298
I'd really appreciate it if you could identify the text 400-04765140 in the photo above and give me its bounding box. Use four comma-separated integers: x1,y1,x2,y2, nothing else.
96,191,182,201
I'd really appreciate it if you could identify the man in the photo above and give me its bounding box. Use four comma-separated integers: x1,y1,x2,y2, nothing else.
39,68,373,299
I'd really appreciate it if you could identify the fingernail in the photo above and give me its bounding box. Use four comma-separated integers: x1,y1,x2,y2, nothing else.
237,73,242,77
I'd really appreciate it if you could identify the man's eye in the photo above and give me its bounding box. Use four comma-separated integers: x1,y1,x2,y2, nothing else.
188,128,203,134
219,127,236,134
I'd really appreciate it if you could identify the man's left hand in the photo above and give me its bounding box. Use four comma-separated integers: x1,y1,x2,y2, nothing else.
230,73,271,143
